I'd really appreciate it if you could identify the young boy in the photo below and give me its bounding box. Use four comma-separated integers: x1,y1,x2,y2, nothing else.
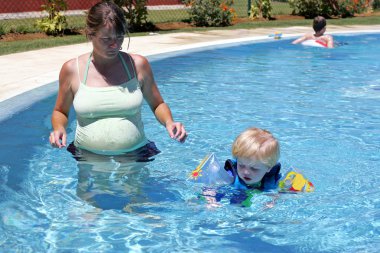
192,127,313,207
292,16,334,48
225,127,281,191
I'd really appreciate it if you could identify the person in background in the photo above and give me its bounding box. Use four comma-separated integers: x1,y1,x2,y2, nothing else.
292,16,334,48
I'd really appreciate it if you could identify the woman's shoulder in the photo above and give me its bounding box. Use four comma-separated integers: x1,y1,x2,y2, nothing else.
61,53,91,74
305,33,316,40
61,53,82,69
320,34,334,42
125,53,153,77
60,58,77,78
127,53,149,66
59,53,89,88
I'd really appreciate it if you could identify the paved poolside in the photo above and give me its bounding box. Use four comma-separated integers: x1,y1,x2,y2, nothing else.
1,24,380,102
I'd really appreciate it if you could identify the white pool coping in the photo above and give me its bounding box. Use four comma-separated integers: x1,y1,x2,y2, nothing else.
1,25,380,103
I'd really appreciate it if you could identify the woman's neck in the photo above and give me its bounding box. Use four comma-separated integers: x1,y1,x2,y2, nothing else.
314,27,326,38
91,51,120,72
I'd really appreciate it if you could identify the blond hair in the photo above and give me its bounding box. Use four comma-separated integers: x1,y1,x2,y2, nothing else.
232,127,280,168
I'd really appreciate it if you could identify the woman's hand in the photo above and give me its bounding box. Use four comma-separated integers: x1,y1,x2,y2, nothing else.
166,121,187,143
50,58,76,149
49,128,67,148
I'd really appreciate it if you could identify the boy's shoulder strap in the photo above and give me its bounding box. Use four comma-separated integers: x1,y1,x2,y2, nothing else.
261,163,282,190
224,159,282,190
224,158,237,177
267,163,281,177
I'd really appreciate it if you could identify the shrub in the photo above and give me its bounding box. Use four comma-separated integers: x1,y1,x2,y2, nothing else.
337,0,372,17
288,0,330,18
184,0,236,27
114,0,155,32
35,0,67,36
289,0,372,18
249,0,273,20
0,24,6,36
373,0,380,9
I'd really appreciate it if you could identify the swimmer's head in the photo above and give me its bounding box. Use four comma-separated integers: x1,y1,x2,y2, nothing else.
232,127,280,169
313,16,326,34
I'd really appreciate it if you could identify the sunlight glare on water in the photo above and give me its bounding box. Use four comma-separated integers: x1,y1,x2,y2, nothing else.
0,33,379,252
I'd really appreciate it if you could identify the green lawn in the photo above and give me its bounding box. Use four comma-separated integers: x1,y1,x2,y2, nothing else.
0,15,86,35
1,4,379,56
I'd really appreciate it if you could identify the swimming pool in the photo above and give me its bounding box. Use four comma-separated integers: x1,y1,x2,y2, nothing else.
1,33,379,252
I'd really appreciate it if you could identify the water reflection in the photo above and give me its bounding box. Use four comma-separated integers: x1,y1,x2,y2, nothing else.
66,142,170,211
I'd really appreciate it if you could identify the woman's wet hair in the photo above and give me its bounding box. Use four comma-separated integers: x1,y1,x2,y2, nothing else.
313,16,326,33
86,1,128,38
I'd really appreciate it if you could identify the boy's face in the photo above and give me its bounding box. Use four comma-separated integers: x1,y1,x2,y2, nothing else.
236,158,271,186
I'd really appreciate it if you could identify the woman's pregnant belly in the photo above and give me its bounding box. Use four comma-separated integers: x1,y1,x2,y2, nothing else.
74,117,147,154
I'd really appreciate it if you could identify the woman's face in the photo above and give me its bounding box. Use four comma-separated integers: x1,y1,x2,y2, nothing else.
236,158,271,185
91,24,125,58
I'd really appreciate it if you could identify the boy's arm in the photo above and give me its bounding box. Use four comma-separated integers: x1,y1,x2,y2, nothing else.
278,169,315,192
200,188,223,208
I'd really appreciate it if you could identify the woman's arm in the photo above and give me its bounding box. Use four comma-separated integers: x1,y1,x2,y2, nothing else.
292,35,307,44
132,54,187,143
50,60,76,148
325,35,334,48
292,33,314,44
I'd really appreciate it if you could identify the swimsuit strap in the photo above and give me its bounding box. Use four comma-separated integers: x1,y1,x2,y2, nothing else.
118,53,132,80
128,54,137,78
83,52,134,85
315,40,328,47
83,52,92,85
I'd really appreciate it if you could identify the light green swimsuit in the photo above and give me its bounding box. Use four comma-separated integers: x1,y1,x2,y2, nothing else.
73,53,148,155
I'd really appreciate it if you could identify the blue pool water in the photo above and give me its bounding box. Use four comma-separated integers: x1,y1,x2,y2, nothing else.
1,33,379,252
